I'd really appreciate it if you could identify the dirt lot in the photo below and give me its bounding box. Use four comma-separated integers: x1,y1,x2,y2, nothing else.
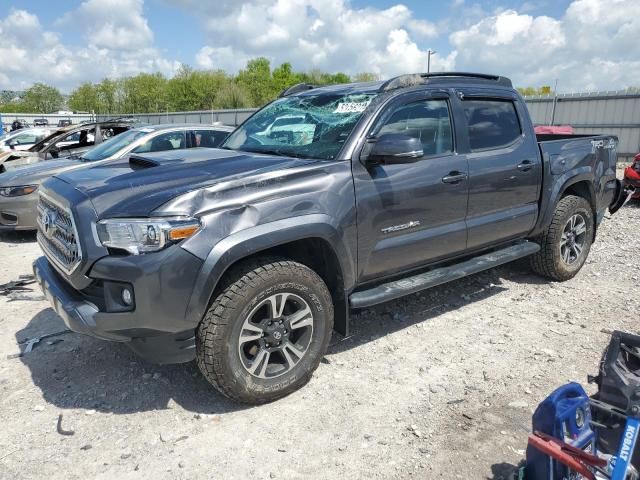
0,197,638,480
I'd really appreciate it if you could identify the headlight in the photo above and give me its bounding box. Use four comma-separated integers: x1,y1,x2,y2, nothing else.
0,185,38,197
96,217,200,254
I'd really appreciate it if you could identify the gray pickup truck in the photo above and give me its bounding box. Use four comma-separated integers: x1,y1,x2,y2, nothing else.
33,73,628,404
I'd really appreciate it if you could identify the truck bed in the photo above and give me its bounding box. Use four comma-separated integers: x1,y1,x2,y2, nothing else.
532,133,619,236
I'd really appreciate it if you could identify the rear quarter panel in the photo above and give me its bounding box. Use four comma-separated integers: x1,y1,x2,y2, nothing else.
533,135,618,235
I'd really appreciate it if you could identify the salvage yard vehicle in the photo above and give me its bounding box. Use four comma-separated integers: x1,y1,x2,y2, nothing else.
623,152,640,200
10,119,29,131
0,120,136,172
0,124,234,230
33,72,629,404
0,127,55,153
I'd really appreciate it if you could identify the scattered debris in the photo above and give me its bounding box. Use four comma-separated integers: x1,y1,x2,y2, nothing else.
0,449,19,461
7,329,72,358
56,414,75,436
174,435,189,443
548,328,567,336
0,275,35,295
80,444,92,451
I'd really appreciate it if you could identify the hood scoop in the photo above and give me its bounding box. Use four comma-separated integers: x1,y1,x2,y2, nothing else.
129,155,162,170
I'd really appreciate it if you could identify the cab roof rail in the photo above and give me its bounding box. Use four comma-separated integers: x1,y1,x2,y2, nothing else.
379,72,513,92
279,83,316,97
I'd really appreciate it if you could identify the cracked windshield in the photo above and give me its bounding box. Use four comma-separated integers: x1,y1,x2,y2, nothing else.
223,92,377,160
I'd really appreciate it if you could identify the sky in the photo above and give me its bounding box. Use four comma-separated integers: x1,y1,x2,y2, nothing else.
0,0,637,93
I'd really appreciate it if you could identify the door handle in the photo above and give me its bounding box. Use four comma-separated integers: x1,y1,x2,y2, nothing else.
517,160,534,172
441,171,467,184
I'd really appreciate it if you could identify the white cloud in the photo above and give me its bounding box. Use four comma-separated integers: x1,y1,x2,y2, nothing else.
449,0,639,91
171,0,440,77
0,3,179,92
177,0,640,91
58,0,154,51
196,46,250,72
1,0,639,94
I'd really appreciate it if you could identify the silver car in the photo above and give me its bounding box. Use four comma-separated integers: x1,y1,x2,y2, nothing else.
0,128,55,153
0,123,234,230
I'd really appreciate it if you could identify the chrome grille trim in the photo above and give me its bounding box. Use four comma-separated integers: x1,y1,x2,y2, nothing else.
36,192,82,275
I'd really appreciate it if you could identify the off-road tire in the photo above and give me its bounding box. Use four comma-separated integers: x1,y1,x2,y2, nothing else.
196,257,333,404
530,195,594,281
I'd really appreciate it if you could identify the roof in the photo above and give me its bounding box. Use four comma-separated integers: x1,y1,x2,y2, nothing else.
288,72,514,97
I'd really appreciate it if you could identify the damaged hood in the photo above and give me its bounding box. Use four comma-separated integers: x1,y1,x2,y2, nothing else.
53,148,316,218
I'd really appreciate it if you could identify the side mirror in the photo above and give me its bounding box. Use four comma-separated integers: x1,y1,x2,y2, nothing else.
363,134,424,166
8,140,18,149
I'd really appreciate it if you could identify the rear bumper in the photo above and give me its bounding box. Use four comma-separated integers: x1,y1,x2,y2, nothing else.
623,166,640,199
609,177,635,215
33,245,204,364
0,191,39,230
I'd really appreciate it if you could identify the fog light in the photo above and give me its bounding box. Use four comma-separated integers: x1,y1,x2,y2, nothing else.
122,288,133,306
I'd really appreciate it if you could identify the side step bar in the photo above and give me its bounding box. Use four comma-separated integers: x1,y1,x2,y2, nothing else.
349,241,540,309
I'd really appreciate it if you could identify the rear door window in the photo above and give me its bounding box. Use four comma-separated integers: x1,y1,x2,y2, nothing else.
132,131,187,153
190,129,230,148
463,99,521,151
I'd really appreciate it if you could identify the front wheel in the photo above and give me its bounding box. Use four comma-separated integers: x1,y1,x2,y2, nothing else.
196,258,333,404
530,195,594,281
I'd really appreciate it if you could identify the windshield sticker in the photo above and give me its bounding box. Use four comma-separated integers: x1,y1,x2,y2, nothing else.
334,101,371,114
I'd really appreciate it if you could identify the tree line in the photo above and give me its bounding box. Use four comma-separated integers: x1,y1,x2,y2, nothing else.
0,58,378,115
4,57,622,115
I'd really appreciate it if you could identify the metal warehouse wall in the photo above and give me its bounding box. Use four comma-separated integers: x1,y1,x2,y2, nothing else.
94,109,258,127
3,92,639,162
526,91,640,163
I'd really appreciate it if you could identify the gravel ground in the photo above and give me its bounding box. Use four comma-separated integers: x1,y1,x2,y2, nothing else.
0,188,638,480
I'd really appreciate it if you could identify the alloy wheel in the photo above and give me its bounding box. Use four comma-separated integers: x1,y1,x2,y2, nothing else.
238,292,314,379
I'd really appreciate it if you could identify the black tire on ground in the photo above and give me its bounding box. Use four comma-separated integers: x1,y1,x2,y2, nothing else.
530,195,594,281
196,257,334,404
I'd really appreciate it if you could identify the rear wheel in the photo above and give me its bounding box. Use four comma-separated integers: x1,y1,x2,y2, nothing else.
530,195,594,281
196,257,333,404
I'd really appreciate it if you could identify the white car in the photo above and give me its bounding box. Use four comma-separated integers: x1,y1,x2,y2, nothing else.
0,128,55,153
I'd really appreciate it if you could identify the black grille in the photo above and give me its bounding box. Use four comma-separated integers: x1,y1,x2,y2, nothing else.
36,194,82,274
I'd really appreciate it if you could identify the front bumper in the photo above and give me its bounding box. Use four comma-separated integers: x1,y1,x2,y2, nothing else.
33,244,205,364
0,191,39,230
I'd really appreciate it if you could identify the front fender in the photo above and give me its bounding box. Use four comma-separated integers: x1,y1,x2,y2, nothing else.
183,213,355,326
